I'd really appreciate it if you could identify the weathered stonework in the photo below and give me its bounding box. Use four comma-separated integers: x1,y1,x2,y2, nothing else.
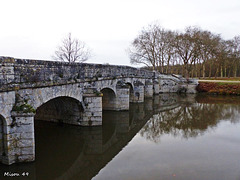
153,80,160,94
0,56,198,165
131,81,145,103
115,85,130,110
144,80,153,98
82,88,102,126
3,112,35,165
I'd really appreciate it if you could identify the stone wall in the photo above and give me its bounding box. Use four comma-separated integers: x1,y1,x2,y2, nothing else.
0,56,155,92
159,74,198,93
0,56,198,94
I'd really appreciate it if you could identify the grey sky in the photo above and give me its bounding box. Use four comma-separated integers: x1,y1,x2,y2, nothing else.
1,0,240,66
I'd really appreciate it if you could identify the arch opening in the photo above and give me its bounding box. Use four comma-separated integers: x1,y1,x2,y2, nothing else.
126,83,134,103
33,97,85,178
101,88,116,111
0,115,6,163
35,96,84,125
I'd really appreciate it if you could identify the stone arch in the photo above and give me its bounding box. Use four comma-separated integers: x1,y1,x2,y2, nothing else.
101,88,117,110
28,84,82,111
35,96,84,125
0,115,6,163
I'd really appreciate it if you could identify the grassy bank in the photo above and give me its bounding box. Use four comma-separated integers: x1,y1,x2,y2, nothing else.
197,82,240,95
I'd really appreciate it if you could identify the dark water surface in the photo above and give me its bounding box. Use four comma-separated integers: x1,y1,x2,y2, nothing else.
1,94,240,180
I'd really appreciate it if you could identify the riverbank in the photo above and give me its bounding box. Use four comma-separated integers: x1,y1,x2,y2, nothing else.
197,81,240,95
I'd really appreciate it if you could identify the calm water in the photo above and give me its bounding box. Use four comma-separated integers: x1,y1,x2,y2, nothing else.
1,94,240,180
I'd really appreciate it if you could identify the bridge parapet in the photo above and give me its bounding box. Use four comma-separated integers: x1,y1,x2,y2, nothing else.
0,57,154,91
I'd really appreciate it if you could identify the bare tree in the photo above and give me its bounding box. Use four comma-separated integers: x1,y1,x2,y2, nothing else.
128,23,176,73
129,23,240,78
53,33,91,63
173,27,201,80
228,36,240,77
128,24,160,70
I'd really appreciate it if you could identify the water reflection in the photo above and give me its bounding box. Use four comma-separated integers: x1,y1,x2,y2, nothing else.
141,95,240,143
0,94,240,180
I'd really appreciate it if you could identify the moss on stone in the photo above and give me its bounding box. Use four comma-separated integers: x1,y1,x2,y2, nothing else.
12,103,36,113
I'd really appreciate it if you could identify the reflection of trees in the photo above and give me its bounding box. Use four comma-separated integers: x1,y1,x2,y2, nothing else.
140,103,240,143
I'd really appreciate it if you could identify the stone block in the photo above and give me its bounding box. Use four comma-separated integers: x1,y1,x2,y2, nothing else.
17,139,34,148
7,124,34,134
83,112,93,117
90,116,102,122
0,66,14,74
1,155,16,165
5,146,21,156
15,117,34,125
91,97,101,103
5,133,21,141
21,132,34,139
21,147,35,155
18,154,35,162
92,112,102,117
91,107,102,112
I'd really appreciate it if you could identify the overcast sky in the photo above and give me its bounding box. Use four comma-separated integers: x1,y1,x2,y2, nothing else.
1,0,240,66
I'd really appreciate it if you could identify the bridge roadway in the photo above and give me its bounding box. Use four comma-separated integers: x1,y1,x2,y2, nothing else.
0,56,198,165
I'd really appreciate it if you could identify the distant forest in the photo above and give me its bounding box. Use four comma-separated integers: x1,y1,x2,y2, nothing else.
128,23,240,78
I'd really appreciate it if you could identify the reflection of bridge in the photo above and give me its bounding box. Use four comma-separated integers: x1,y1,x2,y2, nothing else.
52,95,190,180
0,56,197,165
0,95,184,180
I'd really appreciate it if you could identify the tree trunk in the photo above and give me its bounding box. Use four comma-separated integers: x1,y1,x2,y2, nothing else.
202,63,206,78
198,65,201,79
194,64,197,77
170,64,174,74
209,63,212,78
152,65,155,71
185,68,189,80
161,60,164,74
221,66,223,78
215,67,219,79
234,66,237,77
228,67,231,78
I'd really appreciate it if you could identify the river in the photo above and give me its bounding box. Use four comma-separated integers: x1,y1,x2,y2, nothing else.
1,94,240,180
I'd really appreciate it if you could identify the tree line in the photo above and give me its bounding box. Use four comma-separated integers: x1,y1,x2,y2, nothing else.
128,23,240,79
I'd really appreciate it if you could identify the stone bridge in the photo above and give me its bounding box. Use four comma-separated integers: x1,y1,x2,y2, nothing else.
0,56,198,165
